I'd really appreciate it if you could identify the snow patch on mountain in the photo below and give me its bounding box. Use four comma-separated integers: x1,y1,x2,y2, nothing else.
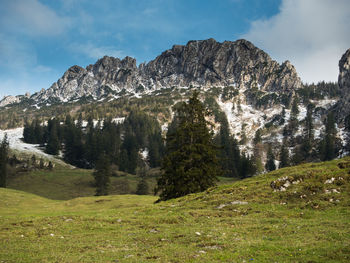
0,128,53,159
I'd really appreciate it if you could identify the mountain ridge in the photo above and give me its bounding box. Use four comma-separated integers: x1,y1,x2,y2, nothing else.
1,38,302,106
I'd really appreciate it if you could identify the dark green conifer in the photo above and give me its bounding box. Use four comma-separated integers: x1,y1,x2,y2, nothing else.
0,134,9,188
265,144,276,172
46,121,60,155
279,139,290,168
136,172,149,195
155,91,221,201
320,112,337,161
93,154,111,196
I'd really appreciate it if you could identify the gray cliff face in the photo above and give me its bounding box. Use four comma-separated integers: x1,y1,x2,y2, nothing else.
144,39,301,92
0,96,21,107
23,39,302,104
336,49,350,120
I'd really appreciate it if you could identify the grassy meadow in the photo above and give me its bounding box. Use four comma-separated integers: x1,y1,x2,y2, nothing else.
1,157,350,262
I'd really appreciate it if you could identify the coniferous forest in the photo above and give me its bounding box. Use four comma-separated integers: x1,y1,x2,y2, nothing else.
22,99,259,184
23,111,165,174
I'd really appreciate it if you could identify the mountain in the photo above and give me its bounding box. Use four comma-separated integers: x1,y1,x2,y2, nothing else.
0,38,348,163
1,39,302,105
336,48,350,121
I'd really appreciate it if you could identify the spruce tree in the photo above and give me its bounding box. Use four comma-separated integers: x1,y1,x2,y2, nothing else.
46,121,60,155
287,97,300,142
279,139,290,168
93,154,112,196
0,134,9,188
265,144,276,172
320,112,337,161
155,91,221,201
239,152,256,178
345,114,350,155
300,104,314,161
136,177,149,195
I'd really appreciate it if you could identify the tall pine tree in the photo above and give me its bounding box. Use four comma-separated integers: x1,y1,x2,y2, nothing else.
265,144,276,172
155,91,221,201
93,154,112,196
0,134,9,188
320,112,337,161
279,139,290,168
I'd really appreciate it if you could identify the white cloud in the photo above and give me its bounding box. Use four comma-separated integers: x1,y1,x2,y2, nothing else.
0,0,71,36
70,43,125,60
242,0,350,83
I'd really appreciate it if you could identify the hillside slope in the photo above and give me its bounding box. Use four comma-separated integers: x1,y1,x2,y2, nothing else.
1,157,350,262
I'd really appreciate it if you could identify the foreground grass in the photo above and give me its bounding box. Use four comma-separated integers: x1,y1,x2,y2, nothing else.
1,157,350,262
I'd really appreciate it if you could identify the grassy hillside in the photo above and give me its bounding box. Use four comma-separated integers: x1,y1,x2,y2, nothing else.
6,167,237,200
1,157,350,262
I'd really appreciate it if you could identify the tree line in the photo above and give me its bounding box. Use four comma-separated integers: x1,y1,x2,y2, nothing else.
23,111,165,173
264,97,343,172
19,93,349,200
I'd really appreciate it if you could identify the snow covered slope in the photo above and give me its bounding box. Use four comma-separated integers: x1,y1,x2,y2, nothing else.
0,128,67,164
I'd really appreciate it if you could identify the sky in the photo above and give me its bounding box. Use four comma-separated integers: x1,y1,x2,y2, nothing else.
0,0,349,98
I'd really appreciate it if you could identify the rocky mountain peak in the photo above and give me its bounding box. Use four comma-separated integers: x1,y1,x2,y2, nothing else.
336,48,350,120
1,38,303,106
339,49,350,87
144,38,301,91
62,65,86,82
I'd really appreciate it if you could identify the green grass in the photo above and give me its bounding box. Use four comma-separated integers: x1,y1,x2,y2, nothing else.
1,157,350,262
7,167,237,200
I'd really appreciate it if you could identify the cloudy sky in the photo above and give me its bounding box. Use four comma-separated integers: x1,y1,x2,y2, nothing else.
0,0,349,97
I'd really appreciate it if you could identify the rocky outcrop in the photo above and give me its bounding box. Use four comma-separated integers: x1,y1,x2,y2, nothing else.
2,38,302,105
0,95,21,107
336,49,350,121
144,39,301,92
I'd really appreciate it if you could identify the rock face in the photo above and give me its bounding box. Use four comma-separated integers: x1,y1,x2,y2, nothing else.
144,39,301,92
0,96,21,107
336,48,350,121
4,38,302,105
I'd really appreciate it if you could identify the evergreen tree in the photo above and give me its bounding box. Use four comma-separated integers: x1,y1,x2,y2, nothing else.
279,107,286,125
253,129,262,145
252,129,263,174
46,121,60,155
291,145,304,165
300,104,315,161
0,134,9,187
121,133,138,174
148,133,164,168
345,114,350,155
34,119,45,144
320,112,337,161
23,121,34,143
279,139,290,168
239,152,256,178
93,154,111,196
136,169,149,195
252,145,263,174
291,97,300,118
286,97,300,143
155,91,221,201
265,144,276,172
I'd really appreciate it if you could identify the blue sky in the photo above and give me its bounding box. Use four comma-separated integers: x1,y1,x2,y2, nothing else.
0,0,349,97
